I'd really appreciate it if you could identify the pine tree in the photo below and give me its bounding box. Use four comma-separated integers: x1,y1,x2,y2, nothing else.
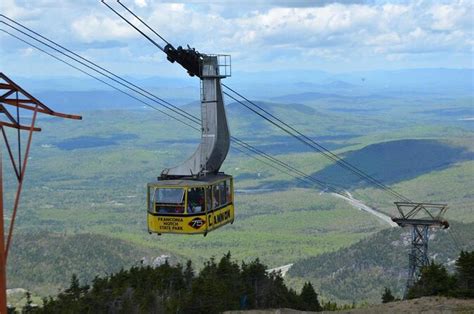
321,300,339,311
183,260,194,289
299,282,322,311
241,258,267,309
64,274,83,300
21,291,34,314
31,253,345,313
454,250,474,297
407,262,456,299
381,287,395,303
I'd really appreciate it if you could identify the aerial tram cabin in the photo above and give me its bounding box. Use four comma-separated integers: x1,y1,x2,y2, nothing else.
100,0,237,236
144,37,233,236
101,2,234,236
147,174,234,235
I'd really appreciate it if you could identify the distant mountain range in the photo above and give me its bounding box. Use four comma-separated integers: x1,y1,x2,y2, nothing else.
8,68,472,112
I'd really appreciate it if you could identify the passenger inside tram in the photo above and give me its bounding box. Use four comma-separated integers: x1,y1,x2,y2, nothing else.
188,187,205,213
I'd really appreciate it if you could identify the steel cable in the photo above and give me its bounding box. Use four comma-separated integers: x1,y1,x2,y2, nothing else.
0,22,344,196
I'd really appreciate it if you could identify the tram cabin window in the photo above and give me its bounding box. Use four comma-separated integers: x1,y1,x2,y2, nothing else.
219,181,227,205
149,187,154,211
187,187,205,213
226,178,232,202
206,187,212,211
212,184,220,208
154,188,185,214
212,181,230,208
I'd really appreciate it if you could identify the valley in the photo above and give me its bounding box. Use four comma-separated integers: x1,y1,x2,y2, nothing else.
3,70,473,305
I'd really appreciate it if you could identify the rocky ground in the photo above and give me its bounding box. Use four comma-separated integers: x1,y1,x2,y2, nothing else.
225,297,474,314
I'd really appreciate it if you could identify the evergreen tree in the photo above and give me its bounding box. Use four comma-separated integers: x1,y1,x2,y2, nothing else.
263,272,293,309
241,258,267,309
299,282,322,311
64,274,88,301
183,260,194,290
407,262,455,299
21,291,34,314
321,300,339,311
31,253,344,313
454,250,474,297
216,252,244,310
381,287,395,303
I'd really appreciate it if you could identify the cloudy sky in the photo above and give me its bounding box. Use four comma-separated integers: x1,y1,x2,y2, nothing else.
0,0,472,78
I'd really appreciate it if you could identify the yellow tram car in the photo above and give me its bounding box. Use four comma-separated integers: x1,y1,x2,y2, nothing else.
147,174,234,235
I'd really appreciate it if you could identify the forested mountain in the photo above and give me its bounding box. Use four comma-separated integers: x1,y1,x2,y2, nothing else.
3,66,472,308
15,251,474,313
289,222,474,303
311,139,473,189
7,233,165,295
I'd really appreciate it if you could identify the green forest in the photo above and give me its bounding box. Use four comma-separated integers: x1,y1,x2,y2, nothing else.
14,251,474,313
407,251,474,299
4,101,473,305
288,221,474,302
2,65,472,308
20,253,325,314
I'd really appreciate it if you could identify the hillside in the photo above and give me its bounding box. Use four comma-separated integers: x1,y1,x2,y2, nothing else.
2,82,472,301
25,254,324,313
7,232,169,295
311,139,473,189
288,222,474,303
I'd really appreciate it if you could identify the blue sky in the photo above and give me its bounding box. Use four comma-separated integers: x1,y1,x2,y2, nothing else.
0,0,473,78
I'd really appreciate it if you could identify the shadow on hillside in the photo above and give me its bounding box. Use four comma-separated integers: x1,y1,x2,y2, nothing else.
307,139,473,189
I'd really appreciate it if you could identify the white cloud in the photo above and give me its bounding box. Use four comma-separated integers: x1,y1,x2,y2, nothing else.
2,0,472,73
429,2,470,31
0,0,40,19
135,0,148,8
71,14,137,42
20,47,34,57
220,1,471,66
66,1,472,58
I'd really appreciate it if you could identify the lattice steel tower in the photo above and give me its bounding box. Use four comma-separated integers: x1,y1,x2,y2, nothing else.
392,202,449,298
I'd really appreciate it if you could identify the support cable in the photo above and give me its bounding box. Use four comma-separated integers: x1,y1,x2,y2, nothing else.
231,146,319,189
447,228,464,251
223,86,411,202
100,1,165,52
13,1,464,264
116,0,171,46
231,137,343,194
0,15,200,125
95,4,412,203
0,29,199,131
0,27,344,196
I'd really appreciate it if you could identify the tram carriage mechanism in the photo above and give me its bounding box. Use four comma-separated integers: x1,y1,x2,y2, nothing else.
146,40,234,235
97,0,234,235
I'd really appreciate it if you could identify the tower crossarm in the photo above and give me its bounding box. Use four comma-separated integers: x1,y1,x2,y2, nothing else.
394,202,448,224
392,218,449,229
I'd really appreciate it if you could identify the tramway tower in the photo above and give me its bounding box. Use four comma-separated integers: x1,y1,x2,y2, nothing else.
392,202,449,298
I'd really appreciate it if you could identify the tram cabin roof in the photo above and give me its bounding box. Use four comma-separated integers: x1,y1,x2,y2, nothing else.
148,173,232,188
